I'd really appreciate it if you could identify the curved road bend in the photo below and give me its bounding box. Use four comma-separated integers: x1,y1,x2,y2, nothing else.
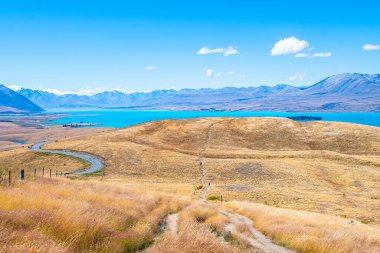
31,142,103,175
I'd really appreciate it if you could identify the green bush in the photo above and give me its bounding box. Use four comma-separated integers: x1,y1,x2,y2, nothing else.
123,237,153,253
361,219,370,224
207,195,221,201
223,231,232,242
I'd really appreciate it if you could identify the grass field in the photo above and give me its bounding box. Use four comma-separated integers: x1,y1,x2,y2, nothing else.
1,117,380,252
0,147,89,182
44,117,380,225
0,178,254,253
0,178,187,252
225,201,380,253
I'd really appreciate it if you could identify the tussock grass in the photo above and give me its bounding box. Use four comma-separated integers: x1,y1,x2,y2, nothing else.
148,201,244,253
147,220,243,253
2,117,380,251
45,118,380,224
0,178,184,252
180,201,228,232
226,201,380,253
0,148,86,180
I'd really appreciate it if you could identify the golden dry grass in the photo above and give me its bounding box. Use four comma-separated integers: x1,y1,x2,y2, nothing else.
147,220,243,253
0,148,87,182
1,117,380,252
148,201,247,253
44,117,380,224
0,178,184,252
225,201,380,253
179,201,229,232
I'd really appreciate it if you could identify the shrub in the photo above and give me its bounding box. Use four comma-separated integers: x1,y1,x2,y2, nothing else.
207,195,221,201
123,237,153,253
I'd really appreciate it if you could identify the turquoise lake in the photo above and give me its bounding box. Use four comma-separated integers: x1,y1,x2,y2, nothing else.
45,110,380,128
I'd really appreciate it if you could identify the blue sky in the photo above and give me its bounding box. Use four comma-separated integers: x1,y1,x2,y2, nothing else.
1,0,379,94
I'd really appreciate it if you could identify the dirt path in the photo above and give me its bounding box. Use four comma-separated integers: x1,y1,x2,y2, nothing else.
198,122,217,200
220,210,295,253
166,213,178,235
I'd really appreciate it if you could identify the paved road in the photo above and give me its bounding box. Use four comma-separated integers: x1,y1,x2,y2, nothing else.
31,142,103,175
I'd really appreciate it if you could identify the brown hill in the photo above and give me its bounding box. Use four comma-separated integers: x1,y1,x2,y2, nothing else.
43,118,380,224
120,117,379,154
2,117,380,252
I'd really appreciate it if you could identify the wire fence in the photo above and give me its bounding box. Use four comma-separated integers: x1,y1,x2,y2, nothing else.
0,168,67,186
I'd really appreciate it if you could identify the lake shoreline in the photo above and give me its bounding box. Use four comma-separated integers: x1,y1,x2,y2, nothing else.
43,110,380,128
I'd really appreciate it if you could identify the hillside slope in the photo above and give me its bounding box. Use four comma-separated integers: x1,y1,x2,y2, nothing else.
0,85,44,113
45,118,380,224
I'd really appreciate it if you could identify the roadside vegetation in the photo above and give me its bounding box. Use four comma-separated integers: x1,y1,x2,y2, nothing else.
0,148,87,178
148,201,243,253
0,178,184,252
226,201,380,253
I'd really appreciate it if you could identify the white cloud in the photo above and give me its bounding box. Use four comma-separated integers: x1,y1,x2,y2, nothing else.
206,69,214,77
206,69,222,78
145,65,157,71
289,72,306,81
271,36,332,59
197,46,239,56
198,47,224,55
6,85,22,91
271,37,309,56
363,44,380,51
223,46,239,56
313,52,332,58
228,71,246,78
114,68,120,72
295,52,332,58
294,53,308,58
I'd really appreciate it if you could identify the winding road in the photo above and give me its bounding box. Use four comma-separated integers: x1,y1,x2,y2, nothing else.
30,138,293,252
31,142,103,175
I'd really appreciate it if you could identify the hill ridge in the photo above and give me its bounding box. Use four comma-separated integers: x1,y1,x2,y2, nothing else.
0,84,44,114
14,73,380,112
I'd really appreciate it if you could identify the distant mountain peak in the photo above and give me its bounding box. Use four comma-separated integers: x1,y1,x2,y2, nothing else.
0,85,44,114
11,72,380,112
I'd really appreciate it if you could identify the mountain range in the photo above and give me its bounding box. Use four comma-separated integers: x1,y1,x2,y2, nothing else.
2,73,379,113
0,85,43,114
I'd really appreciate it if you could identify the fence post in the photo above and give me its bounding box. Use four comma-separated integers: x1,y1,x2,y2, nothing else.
34,168,37,178
50,169,51,178
43,167,45,176
8,170,11,186
20,169,25,180
221,195,223,202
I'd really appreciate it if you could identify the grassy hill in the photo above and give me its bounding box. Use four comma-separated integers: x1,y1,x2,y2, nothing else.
1,176,379,252
43,118,380,225
1,117,380,252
